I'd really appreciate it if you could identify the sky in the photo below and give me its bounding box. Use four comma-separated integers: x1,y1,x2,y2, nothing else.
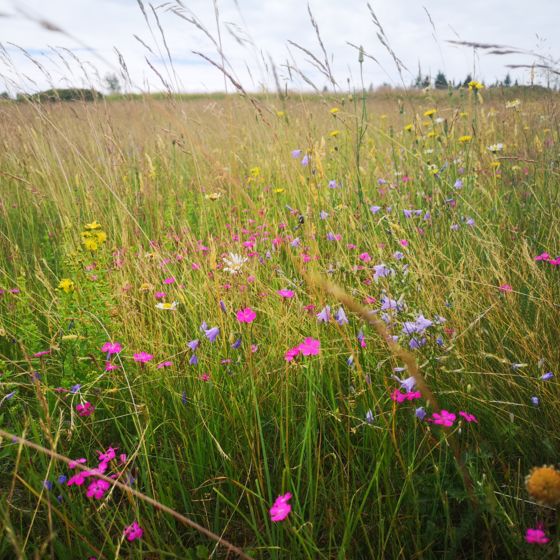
0,0,558,94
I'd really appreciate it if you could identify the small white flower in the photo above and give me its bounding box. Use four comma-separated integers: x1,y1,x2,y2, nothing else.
487,143,504,153
222,252,248,275
156,302,178,310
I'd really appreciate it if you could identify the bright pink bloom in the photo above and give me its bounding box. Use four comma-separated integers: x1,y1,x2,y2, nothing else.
105,362,119,371
200,373,210,382
101,342,122,355
157,361,173,368
236,307,256,323
499,284,513,292
277,289,294,298
432,410,456,427
33,350,51,358
163,277,175,284
284,347,300,361
155,291,166,300
525,527,549,544
391,390,422,403
298,338,321,356
124,521,143,541
98,447,117,463
269,492,292,522
359,252,371,262
534,252,550,261
133,352,153,364
459,411,478,423
400,239,409,247
68,458,87,469
76,402,94,417
86,479,110,499
550,257,560,266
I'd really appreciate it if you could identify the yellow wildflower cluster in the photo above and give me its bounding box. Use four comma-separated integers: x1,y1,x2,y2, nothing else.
81,221,108,252
468,80,484,91
58,278,75,294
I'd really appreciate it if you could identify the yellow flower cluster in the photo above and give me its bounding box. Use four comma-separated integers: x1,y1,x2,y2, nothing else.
526,465,560,506
58,278,75,293
81,221,108,252
468,80,484,91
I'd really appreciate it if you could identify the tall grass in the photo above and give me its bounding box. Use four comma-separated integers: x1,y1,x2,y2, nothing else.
0,85,559,559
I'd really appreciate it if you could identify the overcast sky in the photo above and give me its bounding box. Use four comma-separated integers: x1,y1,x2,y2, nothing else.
0,0,558,94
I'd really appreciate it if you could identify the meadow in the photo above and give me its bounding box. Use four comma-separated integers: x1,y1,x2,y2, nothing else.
0,86,559,559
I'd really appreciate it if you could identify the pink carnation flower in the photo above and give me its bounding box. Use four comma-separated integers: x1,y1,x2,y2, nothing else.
124,521,143,541
269,492,292,522
236,307,256,323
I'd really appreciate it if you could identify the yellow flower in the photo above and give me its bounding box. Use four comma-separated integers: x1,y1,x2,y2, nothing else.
468,80,484,91
427,131,436,138
205,192,222,201
329,130,340,137
458,135,472,143
459,112,468,118
84,221,101,230
139,282,153,292
526,466,560,506
491,161,501,168
58,278,75,293
274,188,285,194
423,109,436,118
404,124,413,132
329,107,339,115
250,167,261,178
94,231,107,244
82,238,98,251
276,110,285,117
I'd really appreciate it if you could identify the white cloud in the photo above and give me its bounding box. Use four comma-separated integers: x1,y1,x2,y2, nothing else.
0,0,558,94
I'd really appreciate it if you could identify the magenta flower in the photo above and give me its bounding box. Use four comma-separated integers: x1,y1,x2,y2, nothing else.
33,350,51,358
284,347,300,361
534,252,550,261
86,479,110,499
459,411,478,423
157,361,173,368
432,410,456,427
359,252,371,262
133,352,153,364
499,284,513,293
163,277,175,284
76,402,95,417
101,342,122,355
525,526,549,544
269,492,292,522
298,338,320,356
105,362,119,371
124,521,143,542
391,389,422,403
98,447,117,463
277,289,294,298
236,307,256,323
68,458,87,469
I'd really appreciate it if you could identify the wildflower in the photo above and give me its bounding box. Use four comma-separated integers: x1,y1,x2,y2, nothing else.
373,264,392,280
453,179,463,189
334,307,349,326
187,339,199,351
506,99,521,109
487,143,504,153
459,135,472,143
236,307,256,323
525,466,560,506
329,107,339,115
82,238,98,251
133,352,153,364
124,521,143,542
202,325,220,343
540,372,554,381
370,205,382,214
200,373,210,382
84,221,102,230
76,402,94,417
328,180,338,189
391,389,422,403
423,109,436,118
277,289,294,298
316,306,331,323
431,410,456,427
365,410,375,424
269,493,292,522
157,361,173,368
155,302,178,310
534,252,550,261
58,278,75,293
525,527,549,545
468,80,484,91
86,479,110,500
402,315,433,335
301,154,309,166
531,396,539,406
284,347,300,361
291,149,302,158
415,407,427,420
459,411,478,423
101,342,122,355
69,458,87,469
359,252,371,262
223,253,248,275
499,284,513,293
298,338,320,356
189,354,198,366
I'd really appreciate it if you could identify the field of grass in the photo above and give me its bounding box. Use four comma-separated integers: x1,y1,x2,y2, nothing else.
0,86,559,559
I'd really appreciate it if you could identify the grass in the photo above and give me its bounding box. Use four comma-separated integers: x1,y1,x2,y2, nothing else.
0,85,559,559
